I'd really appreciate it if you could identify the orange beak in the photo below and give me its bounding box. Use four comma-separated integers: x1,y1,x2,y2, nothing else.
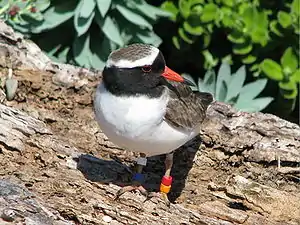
162,66,195,86
162,66,184,82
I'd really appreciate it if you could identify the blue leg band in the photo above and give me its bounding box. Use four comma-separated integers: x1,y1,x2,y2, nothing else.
132,173,144,183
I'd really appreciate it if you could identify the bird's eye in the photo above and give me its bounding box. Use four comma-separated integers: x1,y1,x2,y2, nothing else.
142,65,152,73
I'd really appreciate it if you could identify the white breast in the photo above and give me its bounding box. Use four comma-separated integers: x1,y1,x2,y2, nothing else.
94,83,198,156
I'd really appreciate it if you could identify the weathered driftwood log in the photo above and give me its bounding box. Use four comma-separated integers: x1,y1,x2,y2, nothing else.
202,102,300,163
0,20,299,225
0,179,72,225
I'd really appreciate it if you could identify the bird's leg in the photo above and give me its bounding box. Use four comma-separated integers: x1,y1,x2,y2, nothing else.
159,152,174,206
147,152,174,206
114,153,148,200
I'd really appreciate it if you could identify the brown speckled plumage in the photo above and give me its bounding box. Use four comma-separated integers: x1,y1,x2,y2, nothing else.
109,44,156,63
164,81,213,131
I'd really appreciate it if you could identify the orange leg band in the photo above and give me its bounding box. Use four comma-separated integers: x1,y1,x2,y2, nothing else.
160,183,171,194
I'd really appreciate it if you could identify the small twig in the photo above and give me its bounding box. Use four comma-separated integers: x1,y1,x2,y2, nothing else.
277,155,281,169
8,68,13,79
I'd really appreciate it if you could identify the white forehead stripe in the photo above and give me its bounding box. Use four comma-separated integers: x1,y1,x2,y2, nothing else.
106,48,159,68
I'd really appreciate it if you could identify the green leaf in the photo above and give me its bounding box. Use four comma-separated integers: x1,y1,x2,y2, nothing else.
73,34,91,67
80,0,96,18
189,0,205,8
278,11,292,28
179,0,190,19
222,0,234,7
200,3,218,22
117,18,135,43
198,70,216,95
188,9,202,25
279,80,297,91
202,50,218,69
222,55,233,65
57,47,70,62
90,34,112,69
270,20,283,36
36,0,51,11
20,11,44,22
228,30,246,44
96,0,111,17
46,44,61,58
216,63,231,101
178,27,194,44
221,6,234,27
172,36,180,49
233,42,253,55
183,21,204,35
96,14,123,46
14,1,27,10
219,80,228,102
133,1,171,20
242,55,257,64
203,34,211,48
90,50,106,69
251,29,269,46
253,71,262,77
280,47,298,75
179,0,205,19
161,1,179,21
281,88,298,99
74,0,95,36
225,66,246,102
90,31,116,69
291,0,300,16
235,97,273,112
241,7,269,46
32,1,76,32
260,59,283,81
238,79,268,100
250,63,259,72
290,69,300,82
0,1,10,16
116,4,152,28
294,24,300,35
137,32,162,47
32,20,73,56
242,6,256,31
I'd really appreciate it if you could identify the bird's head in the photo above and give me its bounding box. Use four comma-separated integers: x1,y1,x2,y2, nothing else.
102,44,192,97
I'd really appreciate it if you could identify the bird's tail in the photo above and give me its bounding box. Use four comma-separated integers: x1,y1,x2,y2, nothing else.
196,92,214,109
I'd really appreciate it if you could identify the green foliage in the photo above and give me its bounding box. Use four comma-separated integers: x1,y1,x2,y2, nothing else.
0,0,49,30
161,0,299,67
1,0,169,69
159,0,299,115
183,63,273,112
260,48,299,100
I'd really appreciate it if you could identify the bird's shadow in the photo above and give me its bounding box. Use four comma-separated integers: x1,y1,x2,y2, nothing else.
76,136,202,203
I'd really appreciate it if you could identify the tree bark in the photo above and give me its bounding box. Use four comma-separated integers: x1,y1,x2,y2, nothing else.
0,20,299,225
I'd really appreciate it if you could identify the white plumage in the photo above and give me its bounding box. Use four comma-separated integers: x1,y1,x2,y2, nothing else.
94,83,198,156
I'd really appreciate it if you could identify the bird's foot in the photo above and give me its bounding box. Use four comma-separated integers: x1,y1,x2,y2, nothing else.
114,172,148,200
114,183,148,200
145,191,171,207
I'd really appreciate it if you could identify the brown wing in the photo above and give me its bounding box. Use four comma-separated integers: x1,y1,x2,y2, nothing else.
164,81,213,131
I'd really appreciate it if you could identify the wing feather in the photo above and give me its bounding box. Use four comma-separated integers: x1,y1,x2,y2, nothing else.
164,81,213,130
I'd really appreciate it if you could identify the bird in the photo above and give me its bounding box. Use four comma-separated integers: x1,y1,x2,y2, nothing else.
93,43,213,205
